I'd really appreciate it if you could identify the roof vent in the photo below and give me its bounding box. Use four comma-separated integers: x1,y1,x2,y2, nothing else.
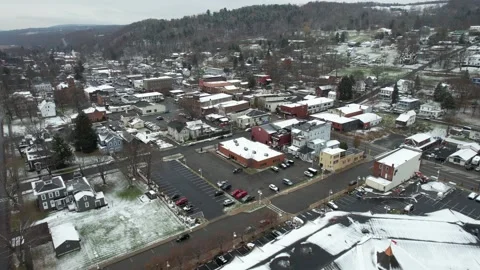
244,147,248,151
264,153,269,157
235,143,239,146
252,150,256,154
233,139,237,143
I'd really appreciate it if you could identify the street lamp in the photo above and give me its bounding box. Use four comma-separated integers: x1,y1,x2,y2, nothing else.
357,176,361,188
233,232,237,249
328,189,333,202
166,261,170,269
198,168,202,177
258,190,263,205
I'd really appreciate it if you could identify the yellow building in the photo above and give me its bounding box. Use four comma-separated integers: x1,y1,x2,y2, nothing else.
319,147,365,172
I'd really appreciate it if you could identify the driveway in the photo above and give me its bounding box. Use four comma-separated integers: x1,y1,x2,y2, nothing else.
150,160,225,220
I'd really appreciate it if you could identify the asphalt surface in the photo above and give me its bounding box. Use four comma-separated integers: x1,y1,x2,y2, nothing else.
150,160,225,219
0,115,10,269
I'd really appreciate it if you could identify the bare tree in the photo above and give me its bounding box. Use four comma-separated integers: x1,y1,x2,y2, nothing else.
96,156,111,186
117,140,144,187
141,146,154,185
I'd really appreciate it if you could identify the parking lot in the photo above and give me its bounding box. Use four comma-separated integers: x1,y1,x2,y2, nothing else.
150,160,225,219
185,150,318,199
330,182,480,220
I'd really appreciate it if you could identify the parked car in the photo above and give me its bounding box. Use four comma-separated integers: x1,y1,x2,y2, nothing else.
476,196,480,203
241,195,255,203
231,189,242,197
476,166,480,172
304,171,314,177
223,199,235,207
233,168,243,174
327,201,339,210
171,194,181,200
183,204,194,212
245,128,252,132
286,159,294,165
215,255,229,266
221,183,232,191
236,191,248,199
175,197,188,206
271,166,279,172
217,181,227,187
280,163,288,169
214,190,224,197
269,184,279,192
176,233,190,242
156,116,164,120
468,192,478,200
348,180,358,186
282,179,293,186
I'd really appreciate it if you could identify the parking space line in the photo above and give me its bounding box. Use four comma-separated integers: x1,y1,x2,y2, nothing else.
450,203,459,210
459,206,468,213
305,211,313,216
468,209,476,217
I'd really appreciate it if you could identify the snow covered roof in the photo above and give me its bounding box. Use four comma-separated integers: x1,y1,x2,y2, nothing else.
322,147,345,155
351,113,382,123
396,110,416,122
311,113,356,124
298,97,333,107
133,92,163,98
378,147,421,167
50,223,80,249
448,148,478,161
198,93,232,103
406,133,431,143
335,106,363,115
459,142,480,153
219,137,284,162
73,190,95,201
271,118,301,129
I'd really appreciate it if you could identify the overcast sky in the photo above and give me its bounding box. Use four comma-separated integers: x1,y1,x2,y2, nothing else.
2,0,426,30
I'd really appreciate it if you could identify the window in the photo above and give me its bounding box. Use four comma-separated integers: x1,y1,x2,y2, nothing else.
85,202,89,208
50,200,55,208
42,202,48,209
55,191,60,197
84,196,88,201
41,194,46,200
48,193,53,198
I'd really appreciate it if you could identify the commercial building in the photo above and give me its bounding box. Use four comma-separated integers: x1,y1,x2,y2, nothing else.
133,101,166,115
366,147,422,192
133,92,164,102
232,109,271,128
215,100,250,115
403,133,440,151
251,119,301,147
310,113,359,132
329,106,363,118
351,113,382,129
279,103,308,118
218,137,285,169
84,84,115,102
143,76,173,92
291,120,331,149
319,147,365,172
298,97,334,115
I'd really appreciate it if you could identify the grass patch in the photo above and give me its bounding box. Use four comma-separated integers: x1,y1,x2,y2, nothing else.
117,186,143,200
10,200,48,229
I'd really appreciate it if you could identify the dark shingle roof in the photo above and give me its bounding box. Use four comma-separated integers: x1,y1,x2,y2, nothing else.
168,120,186,132
33,176,65,194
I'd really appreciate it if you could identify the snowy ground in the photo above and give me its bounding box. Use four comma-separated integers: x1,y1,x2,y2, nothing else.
74,152,114,167
3,116,72,136
31,171,185,270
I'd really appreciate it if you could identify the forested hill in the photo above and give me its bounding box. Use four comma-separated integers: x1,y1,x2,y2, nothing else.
101,0,478,58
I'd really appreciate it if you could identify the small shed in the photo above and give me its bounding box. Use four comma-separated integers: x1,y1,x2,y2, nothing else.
50,223,81,257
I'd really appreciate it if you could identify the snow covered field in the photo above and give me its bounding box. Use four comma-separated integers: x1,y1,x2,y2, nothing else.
3,116,71,136
31,172,185,270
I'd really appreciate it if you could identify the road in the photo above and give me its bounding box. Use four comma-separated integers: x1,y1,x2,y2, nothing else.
0,115,11,270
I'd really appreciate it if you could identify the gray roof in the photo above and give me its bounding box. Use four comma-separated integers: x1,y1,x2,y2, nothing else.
168,120,186,132
33,175,65,194
246,109,269,117
67,176,93,194
260,123,279,134
134,101,152,108
292,121,326,132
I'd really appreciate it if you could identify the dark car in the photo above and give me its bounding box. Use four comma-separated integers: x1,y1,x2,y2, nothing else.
221,183,232,191
348,180,358,186
215,254,229,266
156,116,164,120
171,194,181,200
241,195,255,203
214,190,225,197
176,233,190,242
233,168,243,174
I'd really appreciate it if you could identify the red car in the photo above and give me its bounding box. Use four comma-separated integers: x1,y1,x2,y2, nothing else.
236,191,248,199
175,197,188,206
231,189,242,197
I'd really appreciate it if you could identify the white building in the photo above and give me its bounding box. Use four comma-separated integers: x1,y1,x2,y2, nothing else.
396,110,416,127
133,101,166,115
448,148,478,166
38,100,56,118
465,54,480,67
419,101,444,119
133,92,164,102
291,120,331,149
396,79,414,94
380,86,394,100
199,93,233,108
298,97,334,114
351,113,382,128
327,91,337,101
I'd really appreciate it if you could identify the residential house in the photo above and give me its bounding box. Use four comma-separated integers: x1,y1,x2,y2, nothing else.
365,76,377,88
447,148,478,166
233,109,271,128
327,91,337,101
32,175,67,211
127,118,145,129
167,120,218,142
66,176,107,212
351,113,382,129
34,83,53,99
97,128,123,153
38,100,56,118
395,110,416,127
50,223,81,257
380,86,394,100
311,113,360,132
291,120,331,149
396,97,421,112
354,80,366,92
366,147,422,192
316,85,336,97
25,144,53,171
419,101,444,119
320,148,365,172
133,101,166,115
167,121,188,142
403,133,439,151
397,79,414,94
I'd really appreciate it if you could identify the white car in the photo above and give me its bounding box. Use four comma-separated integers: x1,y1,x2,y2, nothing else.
476,196,480,202
223,199,235,207
304,171,314,177
269,184,279,192
327,201,339,210
217,181,227,187
476,166,480,172
271,166,279,172
468,192,478,200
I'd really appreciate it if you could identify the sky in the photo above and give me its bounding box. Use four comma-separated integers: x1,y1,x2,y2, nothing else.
2,0,428,30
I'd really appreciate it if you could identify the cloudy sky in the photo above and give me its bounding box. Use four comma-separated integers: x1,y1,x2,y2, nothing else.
2,0,425,30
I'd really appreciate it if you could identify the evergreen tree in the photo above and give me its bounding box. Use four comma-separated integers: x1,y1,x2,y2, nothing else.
340,31,348,42
459,34,466,45
74,112,98,153
414,75,421,96
338,76,354,100
335,32,341,43
74,60,85,81
248,76,256,89
462,69,470,80
339,141,348,150
441,92,456,110
233,57,238,69
391,83,399,104
52,135,74,168
433,82,447,102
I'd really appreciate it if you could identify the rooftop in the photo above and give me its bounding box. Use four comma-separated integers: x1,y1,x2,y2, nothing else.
351,113,382,123
199,93,232,103
144,76,172,81
322,147,345,155
378,147,422,167
271,118,301,129
406,133,431,143
219,137,284,162
133,92,163,98
298,97,333,107
32,176,65,196
396,110,416,122
50,223,80,249
311,113,356,124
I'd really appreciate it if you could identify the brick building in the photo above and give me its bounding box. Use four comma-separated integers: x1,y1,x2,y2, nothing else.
251,118,301,147
143,76,173,93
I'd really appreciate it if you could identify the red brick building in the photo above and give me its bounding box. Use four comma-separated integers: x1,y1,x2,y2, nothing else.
81,107,107,122
278,103,308,119
218,137,285,169
251,119,301,147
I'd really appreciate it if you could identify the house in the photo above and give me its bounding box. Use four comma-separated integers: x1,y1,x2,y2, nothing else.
403,133,440,151
310,113,359,132
32,175,67,211
351,113,382,129
327,91,337,101
233,109,271,128
290,120,331,149
329,106,363,118
66,175,107,212
38,100,56,118
447,148,478,166
97,128,123,153
366,147,422,192
251,119,301,147
364,76,377,88
167,120,188,142
395,110,416,127
344,103,372,114
419,101,444,119
133,101,166,115
319,147,365,172
380,86,394,100
397,79,414,94
25,144,53,171
50,223,81,257
84,84,115,102
133,92,164,102
396,97,420,112
217,137,285,169
354,80,366,92
167,120,218,142
127,118,145,129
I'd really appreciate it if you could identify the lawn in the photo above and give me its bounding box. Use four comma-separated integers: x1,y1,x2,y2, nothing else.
31,171,186,270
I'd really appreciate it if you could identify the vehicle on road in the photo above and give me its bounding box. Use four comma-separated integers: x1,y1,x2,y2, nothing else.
304,171,314,177
183,204,194,212
175,197,188,206
307,168,318,175
156,116,164,120
476,196,480,202
476,166,480,172
236,191,248,199
176,233,190,242
348,180,357,186
233,168,243,174
269,184,279,192
468,192,478,200
327,201,339,210
282,179,293,186
223,199,235,207
241,195,255,203
217,181,227,187
271,166,279,172
285,159,294,165
221,183,232,191
171,194,181,200
214,190,224,197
